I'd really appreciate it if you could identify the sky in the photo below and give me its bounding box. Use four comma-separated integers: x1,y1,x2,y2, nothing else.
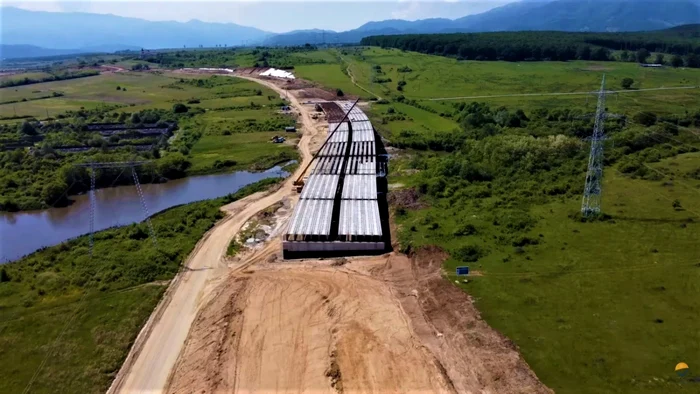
5,0,514,32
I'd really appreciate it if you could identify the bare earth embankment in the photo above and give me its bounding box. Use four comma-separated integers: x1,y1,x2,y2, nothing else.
167,250,550,394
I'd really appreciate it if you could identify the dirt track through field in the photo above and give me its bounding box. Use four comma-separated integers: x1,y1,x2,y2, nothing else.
108,73,321,394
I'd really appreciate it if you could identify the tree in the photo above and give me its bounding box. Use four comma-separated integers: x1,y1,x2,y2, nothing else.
172,103,189,113
336,89,344,97
576,46,592,60
633,111,657,126
157,153,191,179
621,78,634,89
0,267,9,282
671,55,684,68
619,50,629,62
130,113,142,125
41,181,68,205
636,48,650,63
19,121,37,136
654,53,665,65
116,86,121,91
685,54,700,68
592,47,610,61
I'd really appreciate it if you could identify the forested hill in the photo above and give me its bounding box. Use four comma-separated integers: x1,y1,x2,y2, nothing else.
360,27,700,66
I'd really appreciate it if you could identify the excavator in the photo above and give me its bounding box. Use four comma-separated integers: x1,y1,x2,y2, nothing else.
292,98,360,193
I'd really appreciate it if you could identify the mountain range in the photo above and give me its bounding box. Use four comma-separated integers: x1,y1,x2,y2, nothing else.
266,0,700,45
2,0,700,59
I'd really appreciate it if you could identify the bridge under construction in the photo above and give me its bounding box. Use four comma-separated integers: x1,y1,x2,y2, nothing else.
283,101,389,258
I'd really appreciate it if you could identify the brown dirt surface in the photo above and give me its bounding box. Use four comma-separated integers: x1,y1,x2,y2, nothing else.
318,102,346,122
579,65,614,71
167,261,454,393
166,249,550,394
297,88,341,101
387,187,425,210
379,246,552,394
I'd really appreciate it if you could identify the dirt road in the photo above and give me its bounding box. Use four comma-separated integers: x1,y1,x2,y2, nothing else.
167,251,550,394
108,75,321,394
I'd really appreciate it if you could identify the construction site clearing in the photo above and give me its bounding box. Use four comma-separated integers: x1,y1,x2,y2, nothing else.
110,70,550,394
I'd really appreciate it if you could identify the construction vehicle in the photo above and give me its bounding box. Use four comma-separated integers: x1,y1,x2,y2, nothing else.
292,98,360,193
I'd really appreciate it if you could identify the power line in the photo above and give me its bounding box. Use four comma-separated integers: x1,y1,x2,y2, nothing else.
21,161,158,392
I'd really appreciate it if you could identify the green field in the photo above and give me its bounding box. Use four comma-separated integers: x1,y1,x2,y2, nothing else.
0,72,282,119
0,71,298,211
189,133,297,173
0,179,281,394
294,47,699,115
345,47,700,98
348,47,700,393
397,155,700,389
391,149,700,394
0,72,54,83
294,63,370,97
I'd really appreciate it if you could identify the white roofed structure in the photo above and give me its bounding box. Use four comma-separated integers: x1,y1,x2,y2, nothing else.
342,175,378,200
339,200,382,239
286,199,334,240
300,175,339,200
283,100,385,255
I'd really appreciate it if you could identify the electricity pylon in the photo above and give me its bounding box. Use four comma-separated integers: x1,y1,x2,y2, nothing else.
78,161,157,256
581,75,608,217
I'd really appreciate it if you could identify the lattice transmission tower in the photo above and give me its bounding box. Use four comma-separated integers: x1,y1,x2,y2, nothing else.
581,75,609,217
78,161,157,256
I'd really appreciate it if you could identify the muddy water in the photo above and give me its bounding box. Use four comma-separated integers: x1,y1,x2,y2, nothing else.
0,166,287,263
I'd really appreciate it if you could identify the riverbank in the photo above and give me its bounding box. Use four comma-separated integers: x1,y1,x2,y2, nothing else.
1,164,290,263
0,177,282,394
0,72,298,213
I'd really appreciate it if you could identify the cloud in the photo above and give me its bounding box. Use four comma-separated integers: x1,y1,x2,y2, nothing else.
391,1,423,19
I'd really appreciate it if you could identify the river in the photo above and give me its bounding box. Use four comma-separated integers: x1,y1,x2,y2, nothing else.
0,166,288,263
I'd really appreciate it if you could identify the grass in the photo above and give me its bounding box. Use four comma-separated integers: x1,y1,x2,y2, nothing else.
346,47,700,99
0,178,282,393
346,47,700,393
392,151,700,393
188,133,298,173
294,63,369,97
0,72,296,211
0,72,54,83
291,48,700,115
0,200,222,393
368,101,459,140
0,72,280,119
0,73,199,118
